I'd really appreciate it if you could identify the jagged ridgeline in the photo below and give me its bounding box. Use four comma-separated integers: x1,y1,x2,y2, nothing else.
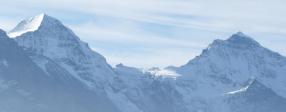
0,14,286,112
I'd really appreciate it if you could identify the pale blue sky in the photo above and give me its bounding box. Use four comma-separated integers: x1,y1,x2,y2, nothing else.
0,0,286,68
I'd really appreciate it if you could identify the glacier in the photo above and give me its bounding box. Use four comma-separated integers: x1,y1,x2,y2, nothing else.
0,14,285,112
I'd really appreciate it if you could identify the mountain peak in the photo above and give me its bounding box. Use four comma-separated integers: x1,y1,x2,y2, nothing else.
226,32,260,47
8,13,61,37
208,32,260,50
234,31,247,37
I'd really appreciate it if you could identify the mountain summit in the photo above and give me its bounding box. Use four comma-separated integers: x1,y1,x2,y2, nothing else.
208,32,260,50
12,14,115,87
8,13,45,37
9,13,77,39
226,32,260,47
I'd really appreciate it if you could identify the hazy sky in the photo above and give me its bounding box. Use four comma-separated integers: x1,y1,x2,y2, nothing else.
0,0,286,68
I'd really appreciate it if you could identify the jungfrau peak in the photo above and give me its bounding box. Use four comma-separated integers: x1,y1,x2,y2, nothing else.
177,31,286,98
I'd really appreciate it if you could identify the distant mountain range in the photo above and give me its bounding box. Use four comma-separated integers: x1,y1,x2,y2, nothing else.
0,14,286,112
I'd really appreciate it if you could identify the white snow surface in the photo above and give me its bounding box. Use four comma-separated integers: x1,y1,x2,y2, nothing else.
147,67,181,79
8,13,44,37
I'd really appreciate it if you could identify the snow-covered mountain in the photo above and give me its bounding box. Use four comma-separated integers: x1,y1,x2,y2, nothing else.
177,32,286,97
10,13,116,87
1,14,286,112
111,32,286,112
175,32,286,112
0,29,120,112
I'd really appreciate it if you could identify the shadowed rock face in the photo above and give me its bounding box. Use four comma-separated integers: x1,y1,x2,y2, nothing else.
226,80,286,112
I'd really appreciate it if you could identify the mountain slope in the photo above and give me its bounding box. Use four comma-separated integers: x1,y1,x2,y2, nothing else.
226,80,286,112
11,14,116,87
0,29,120,112
177,32,286,97
114,64,188,112
175,32,286,112
9,14,131,112
10,13,187,111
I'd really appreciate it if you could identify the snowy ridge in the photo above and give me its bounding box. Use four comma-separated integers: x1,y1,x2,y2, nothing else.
8,13,44,37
